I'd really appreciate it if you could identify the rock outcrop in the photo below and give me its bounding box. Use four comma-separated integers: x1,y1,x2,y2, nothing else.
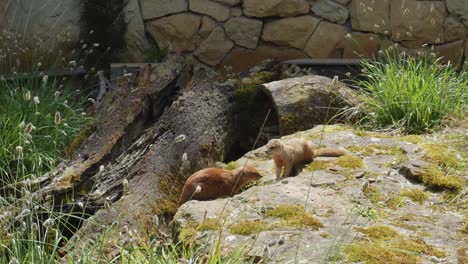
175,125,466,263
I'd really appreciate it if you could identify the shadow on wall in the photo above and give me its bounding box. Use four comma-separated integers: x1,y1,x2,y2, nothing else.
80,0,127,71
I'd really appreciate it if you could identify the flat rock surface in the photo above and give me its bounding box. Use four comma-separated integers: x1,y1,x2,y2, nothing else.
175,125,467,263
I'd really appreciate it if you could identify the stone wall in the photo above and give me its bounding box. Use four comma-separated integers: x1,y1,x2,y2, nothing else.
142,0,467,70
1,0,467,70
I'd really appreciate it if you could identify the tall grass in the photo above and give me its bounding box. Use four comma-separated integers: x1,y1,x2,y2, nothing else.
353,52,467,134
0,76,87,185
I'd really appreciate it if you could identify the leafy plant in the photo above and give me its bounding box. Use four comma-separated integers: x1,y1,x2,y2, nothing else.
351,51,467,133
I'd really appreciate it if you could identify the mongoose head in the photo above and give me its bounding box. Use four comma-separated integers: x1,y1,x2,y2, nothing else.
265,139,283,155
235,165,262,184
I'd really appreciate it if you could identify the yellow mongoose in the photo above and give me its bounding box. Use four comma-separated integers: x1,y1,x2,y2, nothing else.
266,138,345,178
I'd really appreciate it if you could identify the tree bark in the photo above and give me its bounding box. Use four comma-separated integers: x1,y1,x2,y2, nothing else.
24,55,237,257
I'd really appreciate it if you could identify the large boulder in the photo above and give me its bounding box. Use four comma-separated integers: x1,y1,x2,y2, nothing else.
194,26,234,66
262,16,320,49
146,14,201,52
243,0,310,17
174,125,465,263
390,0,446,47
189,0,231,21
349,0,390,34
224,17,263,49
304,21,347,58
141,0,188,20
310,0,349,24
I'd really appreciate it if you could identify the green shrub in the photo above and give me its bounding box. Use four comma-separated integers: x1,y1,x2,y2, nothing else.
353,52,467,133
0,76,87,184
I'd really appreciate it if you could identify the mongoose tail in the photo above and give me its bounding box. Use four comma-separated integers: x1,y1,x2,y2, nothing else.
313,148,346,157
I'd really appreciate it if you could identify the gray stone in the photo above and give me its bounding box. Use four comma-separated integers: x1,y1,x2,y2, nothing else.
141,0,187,20
304,21,347,58
195,26,234,66
212,0,241,6
310,0,349,24
146,14,201,52
390,0,446,46
243,0,310,17
349,0,390,34
189,0,230,21
123,0,150,62
199,16,217,38
231,7,243,17
444,16,467,42
224,17,262,49
262,16,320,49
446,0,468,25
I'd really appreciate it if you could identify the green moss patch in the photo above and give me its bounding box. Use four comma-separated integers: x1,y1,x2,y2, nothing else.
363,186,386,204
197,218,222,232
345,225,447,264
229,220,269,235
398,135,423,144
421,143,464,169
306,160,334,171
347,144,407,164
421,165,464,192
335,155,364,169
400,189,429,205
224,161,239,170
266,204,323,229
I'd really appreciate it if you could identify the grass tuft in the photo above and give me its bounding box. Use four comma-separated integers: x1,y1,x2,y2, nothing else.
350,51,467,134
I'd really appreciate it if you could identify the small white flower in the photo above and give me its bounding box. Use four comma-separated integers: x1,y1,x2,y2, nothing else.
37,62,42,68
182,152,188,161
345,72,351,77
54,91,61,97
99,165,105,173
19,121,25,128
33,96,40,104
195,185,202,193
77,201,84,208
15,146,23,153
42,75,48,83
43,218,55,228
87,98,95,103
122,178,129,193
24,91,31,101
93,43,100,47
54,111,61,125
175,134,187,143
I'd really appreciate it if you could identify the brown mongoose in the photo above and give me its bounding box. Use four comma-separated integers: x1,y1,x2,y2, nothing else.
266,138,345,178
179,165,262,205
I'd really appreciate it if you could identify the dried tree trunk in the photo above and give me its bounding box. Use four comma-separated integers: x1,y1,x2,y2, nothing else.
24,55,237,257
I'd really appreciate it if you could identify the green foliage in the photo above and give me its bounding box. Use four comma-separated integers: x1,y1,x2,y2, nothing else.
229,220,269,235
0,77,87,184
352,51,467,133
400,188,429,205
335,155,364,169
266,204,323,229
344,225,447,264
